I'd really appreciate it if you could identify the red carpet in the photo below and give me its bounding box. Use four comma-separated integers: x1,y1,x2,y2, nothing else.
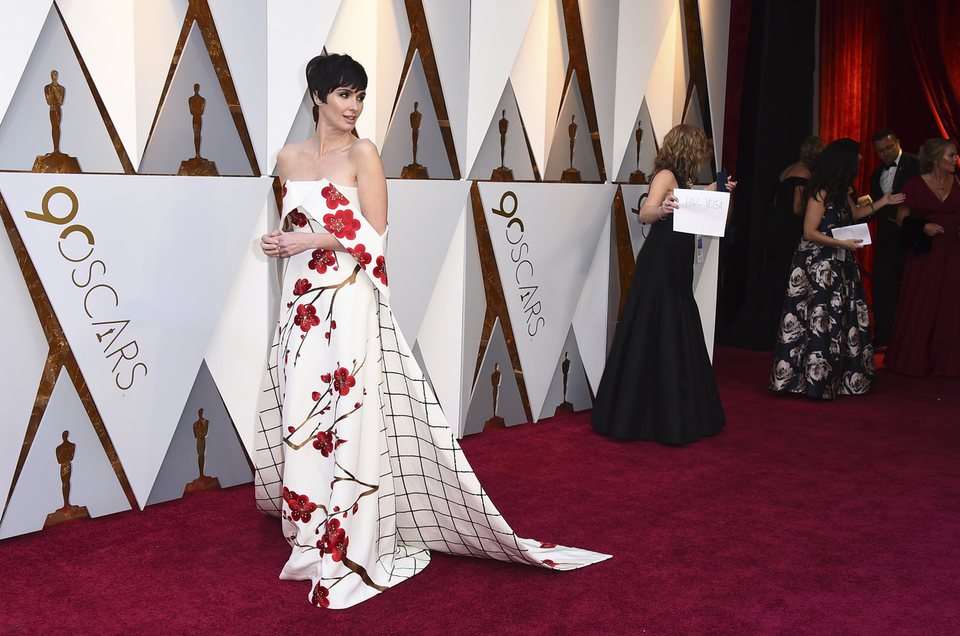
1,346,958,634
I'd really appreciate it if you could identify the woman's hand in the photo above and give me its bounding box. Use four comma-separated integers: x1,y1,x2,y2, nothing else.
275,231,319,258
879,192,906,208
839,238,864,251
659,193,679,217
923,222,945,237
260,230,281,258
724,178,738,192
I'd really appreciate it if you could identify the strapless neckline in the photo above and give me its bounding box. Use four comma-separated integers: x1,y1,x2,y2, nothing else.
284,178,357,191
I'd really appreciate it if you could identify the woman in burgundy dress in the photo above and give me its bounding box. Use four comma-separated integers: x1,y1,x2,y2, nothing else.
886,137,960,376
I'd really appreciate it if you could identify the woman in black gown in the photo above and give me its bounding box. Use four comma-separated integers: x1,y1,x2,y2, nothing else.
592,124,733,444
726,137,824,350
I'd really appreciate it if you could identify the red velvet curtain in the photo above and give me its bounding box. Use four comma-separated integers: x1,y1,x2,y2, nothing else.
903,2,960,139
818,0,887,298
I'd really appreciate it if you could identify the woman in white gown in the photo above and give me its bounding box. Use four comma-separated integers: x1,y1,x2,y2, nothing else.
256,54,608,609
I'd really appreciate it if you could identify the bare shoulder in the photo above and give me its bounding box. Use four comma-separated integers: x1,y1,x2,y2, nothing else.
276,142,305,175
650,169,679,189
349,138,380,162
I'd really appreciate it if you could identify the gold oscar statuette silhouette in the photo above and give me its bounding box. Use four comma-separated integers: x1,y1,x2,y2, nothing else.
561,114,581,183
401,101,429,179
483,363,506,430
628,120,648,184
184,408,221,494
491,109,514,181
554,352,575,416
44,431,90,527
33,70,82,174
178,83,219,176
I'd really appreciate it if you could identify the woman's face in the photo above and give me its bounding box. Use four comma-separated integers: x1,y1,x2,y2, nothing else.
317,86,365,131
938,144,958,173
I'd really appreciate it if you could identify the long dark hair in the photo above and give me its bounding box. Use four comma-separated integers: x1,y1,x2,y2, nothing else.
804,138,859,208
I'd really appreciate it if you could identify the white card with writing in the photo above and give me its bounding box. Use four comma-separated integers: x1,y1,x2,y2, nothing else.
672,189,729,237
830,223,872,245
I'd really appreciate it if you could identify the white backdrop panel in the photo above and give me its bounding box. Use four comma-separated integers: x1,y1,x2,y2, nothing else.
0,0,51,129
578,0,618,178
466,0,538,175
571,213,611,394
543,70,600,182
266,0,341,171
615,99,658,183
693,235,720,361
421,0,469,176
205,200,279,460
701,0,732,164
208,0,268,174
622,184,651,256
0,368,130,539
0,224,48,521
133,0,190,165
1,173,271,506
138,23,252,176
478,181,615,421
385,179,469,341
468,81,536,182
539,327,592,420
0,6,123,173
463,318,527,436
57,0,137,164
374,0,409,148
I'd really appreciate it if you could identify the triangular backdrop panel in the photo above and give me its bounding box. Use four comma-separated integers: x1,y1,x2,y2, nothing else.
611,0,675,179
386,180,470,342
279,89,316,170
683,86,714,183
478,181,615,421
577,0,619,179
571,212,611,395
542,70,600,182
510,0,567,176
133,0,190,164
57,0,137,165
208,0,268,174
615,98,658,183
463,318,527,436
538,326,592,422
0,220,49,521
266,0,341,169
139,22,253,176
645,3,681,149
465,0,538,175
693,234,720,362
621,184,652,257
468,80,537,181
421,0,469,176
0,4,123,173
700,0,731,165
1,173,272,506
0,0,51,127
146,361,252,506
380,51,452,179
373,0,410,148
0,368,130,539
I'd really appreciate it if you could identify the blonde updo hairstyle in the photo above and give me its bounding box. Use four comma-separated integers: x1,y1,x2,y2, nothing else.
653,124,712,186
917,137,958,174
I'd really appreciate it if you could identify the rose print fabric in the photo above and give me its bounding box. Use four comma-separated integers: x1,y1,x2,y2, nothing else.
254,180,609,609
769,199,874,398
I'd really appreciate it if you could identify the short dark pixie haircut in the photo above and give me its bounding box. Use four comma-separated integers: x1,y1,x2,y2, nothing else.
306,53,368,103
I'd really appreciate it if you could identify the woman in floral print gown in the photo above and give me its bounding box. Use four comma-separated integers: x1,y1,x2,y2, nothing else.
255,54,608,610
769,138,905,399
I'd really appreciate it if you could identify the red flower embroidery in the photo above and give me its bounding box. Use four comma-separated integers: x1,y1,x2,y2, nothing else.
313,431,334,456
323,518,349,562
311,582,330,608
288,209,308,228
347,244,372,269
323,209,362,241
293,278,312,295
539,541,557,549
542,559,558,568
294,304,320,332
373,255,388,285
321,184,349,209
308,249,338,274
320,372,331,384
283,488,317,523
333,367,356,396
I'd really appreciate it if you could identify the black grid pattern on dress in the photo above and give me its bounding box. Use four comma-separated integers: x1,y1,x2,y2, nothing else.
254,343,284,516
375,296,530,565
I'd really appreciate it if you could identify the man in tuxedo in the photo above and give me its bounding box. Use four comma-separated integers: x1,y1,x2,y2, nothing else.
869,129,919,345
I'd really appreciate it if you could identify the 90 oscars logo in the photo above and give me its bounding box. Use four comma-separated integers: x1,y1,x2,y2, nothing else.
25,186,149,390
492,190,545,337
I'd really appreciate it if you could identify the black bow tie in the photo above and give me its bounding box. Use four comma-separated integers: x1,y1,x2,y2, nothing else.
883,163,897,170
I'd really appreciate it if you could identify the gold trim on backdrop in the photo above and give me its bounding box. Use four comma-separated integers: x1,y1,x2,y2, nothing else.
681,0,716,174
469,183,532,423
560,0,606,182
0,196,138,521
393,0,461,179
143,0,261,176
611,186,637,318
